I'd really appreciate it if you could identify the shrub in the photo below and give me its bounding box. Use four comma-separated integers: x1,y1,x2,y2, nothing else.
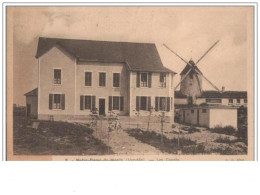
210,125,237,135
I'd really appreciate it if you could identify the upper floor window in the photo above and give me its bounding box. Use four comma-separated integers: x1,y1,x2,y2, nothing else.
229,99,233,104
85,72,92,86
99,72,106,87
237,98,241,104
244,98,247,103
113,73,120,87
191,109,194,114
202,109,207,113
141,72,148,87
54,69,61,84
160,73,166,88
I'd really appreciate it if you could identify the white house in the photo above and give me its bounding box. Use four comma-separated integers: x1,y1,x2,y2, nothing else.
25,37,176,121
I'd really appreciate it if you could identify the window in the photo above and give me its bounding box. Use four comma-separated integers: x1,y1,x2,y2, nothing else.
191,109,194,114
229,99,233,104
237,98,240,104
159,97,167,111
99,72,106,87
113,73,120,87
206,99,222,104
109,96,124,111
54,69,61,84
85,96,92,110
155,97,170,112
113,96,120,110
140,72,148,87
80,95,95,111
160,73,166,88
53,94,61,109
49,94,65,110
244,98,247,103
202,109,207,113
140,96,148,110
85,72,92,86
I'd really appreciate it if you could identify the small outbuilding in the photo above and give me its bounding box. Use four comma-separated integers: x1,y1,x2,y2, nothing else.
24,88,38,118
179,105,237,129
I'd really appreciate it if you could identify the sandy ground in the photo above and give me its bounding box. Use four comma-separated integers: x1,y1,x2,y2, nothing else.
77,118,162,155
73,116,246,155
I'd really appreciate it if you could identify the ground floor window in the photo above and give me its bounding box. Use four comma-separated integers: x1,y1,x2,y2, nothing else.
136,96,151,111
80,95,95,111
155,96,171,112
109,96,124,111
49,94,65,110
244,98,247,103
229,99,233,104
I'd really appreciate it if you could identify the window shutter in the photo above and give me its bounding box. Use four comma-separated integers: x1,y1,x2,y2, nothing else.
148,96,151,111
61,94,65,110
167,97,170,112
155,97,158,111
49,94,53,110
80,95,84,110
148,72,152,88
120,96,124,111
171,97,173,110
136,96,140,111
91,96,96,111
109,96,112,111
136,72,140,87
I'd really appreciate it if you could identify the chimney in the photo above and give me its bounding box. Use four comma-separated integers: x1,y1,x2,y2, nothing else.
222,86,225,92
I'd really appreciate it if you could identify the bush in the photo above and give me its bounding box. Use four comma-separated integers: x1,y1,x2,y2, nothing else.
214,136,240,144
182,126,200,134
210,125,237,135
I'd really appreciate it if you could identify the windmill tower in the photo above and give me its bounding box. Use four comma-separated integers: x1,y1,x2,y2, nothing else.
180,59,203,98
163,40,221,105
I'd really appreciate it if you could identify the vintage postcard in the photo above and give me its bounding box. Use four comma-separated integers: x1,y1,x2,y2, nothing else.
6,5,255,161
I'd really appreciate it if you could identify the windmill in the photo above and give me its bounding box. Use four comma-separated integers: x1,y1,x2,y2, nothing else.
163,40,221,104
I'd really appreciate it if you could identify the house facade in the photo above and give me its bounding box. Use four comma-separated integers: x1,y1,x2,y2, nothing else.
28,37,176,121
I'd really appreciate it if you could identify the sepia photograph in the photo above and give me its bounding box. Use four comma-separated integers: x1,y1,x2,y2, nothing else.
6,5,255,161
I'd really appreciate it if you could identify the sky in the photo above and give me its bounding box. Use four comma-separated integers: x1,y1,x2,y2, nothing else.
11,6,253,106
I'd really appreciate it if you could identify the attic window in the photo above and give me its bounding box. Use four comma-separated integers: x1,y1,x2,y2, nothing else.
54,69,61,84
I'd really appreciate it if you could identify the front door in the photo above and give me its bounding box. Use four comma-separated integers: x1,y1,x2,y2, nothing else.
26,104,31,117
99,99,105,115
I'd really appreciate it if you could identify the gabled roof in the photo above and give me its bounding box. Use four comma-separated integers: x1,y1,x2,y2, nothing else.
180,60,203,75
24,88,38,96
36,37,176,73
175,90,247,99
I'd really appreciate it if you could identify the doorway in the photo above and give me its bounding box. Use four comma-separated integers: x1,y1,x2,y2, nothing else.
26,104,31,117
99,99,105,115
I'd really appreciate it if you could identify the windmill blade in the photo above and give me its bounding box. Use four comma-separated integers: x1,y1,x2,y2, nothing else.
174,68,192,90
195,40,220,65
194,73,202,93
163,44,193,68
194,69,221,92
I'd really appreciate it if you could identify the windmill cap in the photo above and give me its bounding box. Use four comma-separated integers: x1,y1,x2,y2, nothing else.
180,60,203,75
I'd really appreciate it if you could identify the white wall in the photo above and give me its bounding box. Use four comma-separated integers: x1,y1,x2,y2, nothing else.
209,108,237,129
